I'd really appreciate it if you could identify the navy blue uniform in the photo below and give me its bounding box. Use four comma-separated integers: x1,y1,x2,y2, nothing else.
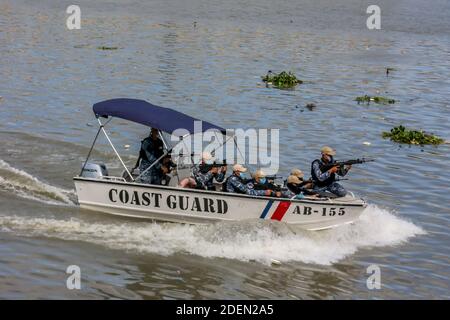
192,164,225,190
226,175,268,196
311,157,349,197
139,137,164,184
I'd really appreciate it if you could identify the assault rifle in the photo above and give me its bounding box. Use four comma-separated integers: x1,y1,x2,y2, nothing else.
162,155,176,169
199,160,227,174
131,153,175,176
265,175,284,182
298,178,313,188
321,158,375,171
253,182,282,192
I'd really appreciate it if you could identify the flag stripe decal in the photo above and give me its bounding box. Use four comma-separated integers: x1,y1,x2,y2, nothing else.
260,200,274,219
271,201,291,221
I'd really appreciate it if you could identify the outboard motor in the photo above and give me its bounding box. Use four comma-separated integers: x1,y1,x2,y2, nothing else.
80,162,109,178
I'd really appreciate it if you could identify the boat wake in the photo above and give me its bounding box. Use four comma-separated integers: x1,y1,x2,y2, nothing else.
0,159,77,206
0,204,425,265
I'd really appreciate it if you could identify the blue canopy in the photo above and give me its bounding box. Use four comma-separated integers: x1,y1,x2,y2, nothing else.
93,98,226,136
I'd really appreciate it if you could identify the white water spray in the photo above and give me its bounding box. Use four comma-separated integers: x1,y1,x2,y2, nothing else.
0,205,425,265
0,159,76,205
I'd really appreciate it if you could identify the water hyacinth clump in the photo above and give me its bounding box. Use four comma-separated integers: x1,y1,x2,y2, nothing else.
262,71,303,89
382,125,444,145
355,95,396,104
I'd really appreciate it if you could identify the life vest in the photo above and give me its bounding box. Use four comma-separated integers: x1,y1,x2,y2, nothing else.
311,158,336,187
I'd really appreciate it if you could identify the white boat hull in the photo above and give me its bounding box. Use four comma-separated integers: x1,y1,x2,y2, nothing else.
73,177,367,231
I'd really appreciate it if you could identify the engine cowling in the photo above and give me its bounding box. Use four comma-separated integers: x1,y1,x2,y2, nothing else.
80,162,108,178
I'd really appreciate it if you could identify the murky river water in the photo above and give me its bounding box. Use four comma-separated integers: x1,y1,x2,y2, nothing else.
0,0,449,299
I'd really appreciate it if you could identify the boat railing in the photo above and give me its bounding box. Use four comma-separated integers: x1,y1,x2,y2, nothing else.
99,176,126,182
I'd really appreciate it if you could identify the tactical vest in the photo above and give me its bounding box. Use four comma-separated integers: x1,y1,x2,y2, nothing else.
139,137,163,163
311,158,336,187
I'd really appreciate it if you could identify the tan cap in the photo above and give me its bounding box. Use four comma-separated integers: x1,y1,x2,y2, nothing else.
201,151,214,161
290,168,304,178
321,146,336,156
253,169,266,179
287,175,302,184
233,164,247,173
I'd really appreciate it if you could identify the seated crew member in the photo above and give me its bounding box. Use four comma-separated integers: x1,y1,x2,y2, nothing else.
137,128,168,185
246,169,283,198
192,152,227,190
286,169,318,196
178,152,226,189
225,164,274,197
286,175,319,198
310,146,351,198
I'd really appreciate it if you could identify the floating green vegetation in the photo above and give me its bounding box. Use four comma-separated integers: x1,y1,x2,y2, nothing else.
97,46,118,50
355,95,395,104
382,125,444,145
262,71,303,89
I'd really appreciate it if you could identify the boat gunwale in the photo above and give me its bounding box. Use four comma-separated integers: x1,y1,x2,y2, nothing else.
73,176,366,207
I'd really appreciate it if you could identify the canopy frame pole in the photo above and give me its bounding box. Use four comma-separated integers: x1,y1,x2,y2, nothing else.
182,136,196,166
190,131,233,166
179,135,196,183
212,133,234,162
158,130,180,184
208,131,233,184
177,135,187,163
135,134,198,181
97,118,134,181
158,130,169,150
134,149,171,182
181,131,232,184
233,136,254,177
134,132,191,183
169,133,188,185
79,125,102,176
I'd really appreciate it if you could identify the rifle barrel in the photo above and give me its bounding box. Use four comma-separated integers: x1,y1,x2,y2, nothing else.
322,158,375,170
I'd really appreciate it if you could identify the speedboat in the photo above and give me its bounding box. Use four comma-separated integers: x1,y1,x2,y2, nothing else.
74,98,367,231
